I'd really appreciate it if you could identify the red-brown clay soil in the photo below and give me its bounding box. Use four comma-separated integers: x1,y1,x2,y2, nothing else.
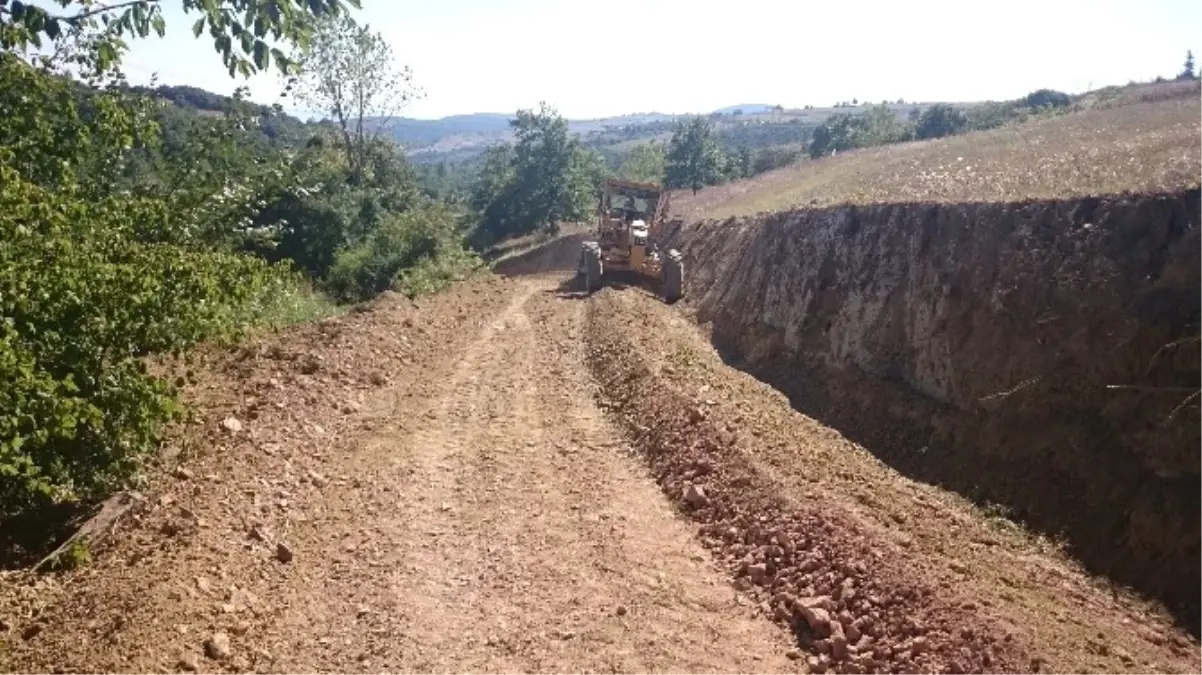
0,273,1198,674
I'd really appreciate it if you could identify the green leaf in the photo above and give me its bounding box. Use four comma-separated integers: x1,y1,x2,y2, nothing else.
253,40,269,70
192,18,205,37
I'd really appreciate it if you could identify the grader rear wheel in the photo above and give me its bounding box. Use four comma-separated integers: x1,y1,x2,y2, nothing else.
662,250,684,303
580,243,603,293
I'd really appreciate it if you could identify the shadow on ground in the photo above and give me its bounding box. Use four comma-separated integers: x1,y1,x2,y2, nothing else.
0,501,89,570
707,339,1202,637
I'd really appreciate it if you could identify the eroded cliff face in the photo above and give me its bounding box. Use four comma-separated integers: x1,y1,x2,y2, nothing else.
667,191,1201,626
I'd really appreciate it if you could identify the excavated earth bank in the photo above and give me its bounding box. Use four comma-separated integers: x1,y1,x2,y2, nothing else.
662,190,1201,629
493,232,589,277
585,290,1027,674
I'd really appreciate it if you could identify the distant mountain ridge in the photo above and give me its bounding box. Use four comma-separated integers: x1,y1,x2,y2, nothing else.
379,106,782,160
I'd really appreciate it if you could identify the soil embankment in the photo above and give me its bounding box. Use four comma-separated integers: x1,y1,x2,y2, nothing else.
492,232,587,277
664,190,1201,628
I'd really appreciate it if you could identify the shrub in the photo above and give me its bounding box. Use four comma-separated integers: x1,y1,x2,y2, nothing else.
0,166,302,512
1025,89,1072,109
325,202,474,301
915,103,970,140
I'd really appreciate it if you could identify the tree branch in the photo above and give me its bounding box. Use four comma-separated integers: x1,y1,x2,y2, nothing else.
56,0,163,25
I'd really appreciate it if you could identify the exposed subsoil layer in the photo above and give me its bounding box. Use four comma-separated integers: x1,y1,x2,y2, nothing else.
0,270,1198,674
585,289,1024,674
663,190,1202,630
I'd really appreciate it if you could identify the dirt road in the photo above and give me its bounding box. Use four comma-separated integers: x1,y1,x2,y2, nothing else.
1,272,1197,674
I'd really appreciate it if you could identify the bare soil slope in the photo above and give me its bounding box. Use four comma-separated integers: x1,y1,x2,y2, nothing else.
0,278,796,674
0,268,1197,673
664,189,1201,631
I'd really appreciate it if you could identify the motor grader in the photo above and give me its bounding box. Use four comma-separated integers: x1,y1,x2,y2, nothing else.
577,177,684,302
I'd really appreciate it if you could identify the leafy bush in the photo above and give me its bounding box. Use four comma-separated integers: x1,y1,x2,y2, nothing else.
0,165,304,511
325,202,474,301
915,103,969,140
0,49,344,517
1025,89,1072,109
809,105,912,158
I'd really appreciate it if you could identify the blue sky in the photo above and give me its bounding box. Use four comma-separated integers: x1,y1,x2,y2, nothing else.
111,0,1200,120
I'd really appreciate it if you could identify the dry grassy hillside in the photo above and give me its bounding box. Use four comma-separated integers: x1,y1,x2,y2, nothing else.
671,82,1201,220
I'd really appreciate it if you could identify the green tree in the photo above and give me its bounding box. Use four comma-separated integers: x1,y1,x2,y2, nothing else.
509,102,586,232
914,103,968,140
467,104,602,246
1178,50,1197,80
0,0,357,76
290,12,418,184
617,142,666,184
665,116,725,194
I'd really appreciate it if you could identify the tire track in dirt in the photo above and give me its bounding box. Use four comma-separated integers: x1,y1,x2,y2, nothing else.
247,278,799,673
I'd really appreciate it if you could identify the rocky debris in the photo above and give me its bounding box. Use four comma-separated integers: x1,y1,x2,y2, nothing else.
177,653,200,671
584,297,1028,674
173,466,195,480
275,542,295,563
203,632,231,660
221,416,243,433
683,483,709,508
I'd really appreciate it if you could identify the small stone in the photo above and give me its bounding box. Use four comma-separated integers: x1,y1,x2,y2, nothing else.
910,636,928,655
615,605,627,616
806,655,822,670
747,563,768,583
21,624,42,640
178,654,200,671
683,483,709,507
248,525,269,542
174,467,195,480
688,406,706,423
786,649,801,660
307,470,328,487
231,620,251,637
275,542,294,563
949,560,968,574
221,417,243,433
798,603,832,635
203,632,231,660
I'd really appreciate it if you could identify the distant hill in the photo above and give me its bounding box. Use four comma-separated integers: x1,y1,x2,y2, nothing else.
711,104,777,115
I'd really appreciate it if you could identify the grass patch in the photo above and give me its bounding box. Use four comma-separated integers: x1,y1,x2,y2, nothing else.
672,84,1201,220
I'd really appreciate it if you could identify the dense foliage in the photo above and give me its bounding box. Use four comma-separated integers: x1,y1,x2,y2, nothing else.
468,103,603,247
0,2,477,521
808,90,1078,158
664,116,728,193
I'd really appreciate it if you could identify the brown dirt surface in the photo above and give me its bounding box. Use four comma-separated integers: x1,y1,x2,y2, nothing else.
671,83,1201,220
0,270,1198,674
582,284,1201,674
0,276,796,674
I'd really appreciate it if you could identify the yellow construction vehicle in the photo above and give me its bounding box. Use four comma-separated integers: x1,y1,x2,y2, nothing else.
578,177,684,302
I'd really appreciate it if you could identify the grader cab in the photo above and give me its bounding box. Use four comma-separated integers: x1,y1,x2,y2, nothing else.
578,178,684,302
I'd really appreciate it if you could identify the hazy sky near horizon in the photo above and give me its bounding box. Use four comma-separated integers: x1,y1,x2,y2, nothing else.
115,0,1200,120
